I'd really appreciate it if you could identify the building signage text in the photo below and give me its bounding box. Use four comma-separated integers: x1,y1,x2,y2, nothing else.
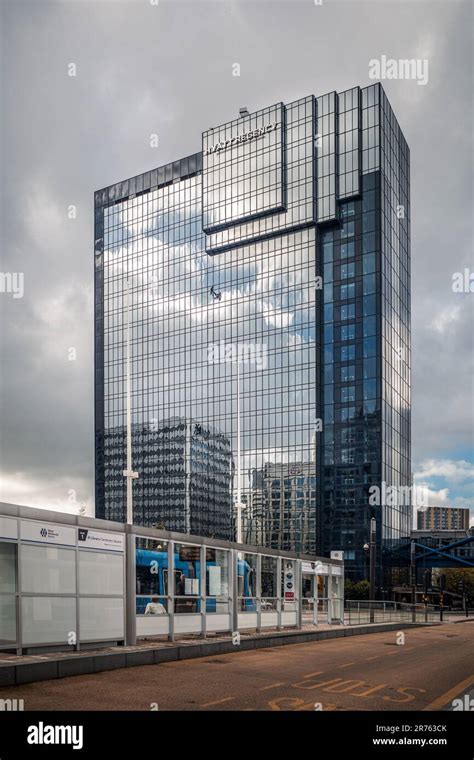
204,122,277,155
20,520,76,547
78,528,125,553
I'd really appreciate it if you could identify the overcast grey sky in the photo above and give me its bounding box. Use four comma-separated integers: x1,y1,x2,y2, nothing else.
0,0,472,521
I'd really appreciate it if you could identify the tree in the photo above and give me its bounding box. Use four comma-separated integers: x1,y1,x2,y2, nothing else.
345,579,370,600
443,569,474,600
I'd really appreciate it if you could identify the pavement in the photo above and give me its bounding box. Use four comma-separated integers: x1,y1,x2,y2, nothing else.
0,622,472,711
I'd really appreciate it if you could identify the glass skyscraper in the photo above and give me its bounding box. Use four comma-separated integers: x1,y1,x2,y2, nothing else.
94,83,411,585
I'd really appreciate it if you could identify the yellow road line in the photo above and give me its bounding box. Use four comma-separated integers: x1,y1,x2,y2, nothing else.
259,682,286,691
200,696,235,707
423,675,474,711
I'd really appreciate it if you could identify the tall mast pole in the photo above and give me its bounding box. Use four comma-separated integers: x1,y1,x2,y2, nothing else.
123,278,138,524
236,358,242,543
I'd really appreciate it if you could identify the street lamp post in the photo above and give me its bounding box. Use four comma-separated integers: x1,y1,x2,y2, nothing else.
410,538,416,623
364,517,376,623
369,517,376,610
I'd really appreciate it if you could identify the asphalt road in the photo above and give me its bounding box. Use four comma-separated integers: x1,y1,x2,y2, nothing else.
1,622,473,712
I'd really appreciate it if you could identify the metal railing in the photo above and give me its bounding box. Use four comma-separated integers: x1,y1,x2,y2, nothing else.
301,597,345,625
345,600,438,625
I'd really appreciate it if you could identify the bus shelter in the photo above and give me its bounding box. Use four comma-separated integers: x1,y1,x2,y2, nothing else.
0,503,344,654
131,526,344,643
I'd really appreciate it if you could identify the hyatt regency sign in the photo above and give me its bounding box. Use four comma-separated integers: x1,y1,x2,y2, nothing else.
204,122,277,155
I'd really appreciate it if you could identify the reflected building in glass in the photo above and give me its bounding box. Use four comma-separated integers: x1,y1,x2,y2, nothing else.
95,83,411,583
102,418,233,537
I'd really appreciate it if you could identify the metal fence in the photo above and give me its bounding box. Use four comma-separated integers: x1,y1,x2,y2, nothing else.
301,597,345,626
345,600,438,625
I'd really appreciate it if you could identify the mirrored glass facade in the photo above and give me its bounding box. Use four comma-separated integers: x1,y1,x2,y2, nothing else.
95,84,411,582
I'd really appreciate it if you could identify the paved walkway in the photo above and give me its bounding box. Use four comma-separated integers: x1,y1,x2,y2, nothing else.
0,621,345,666
0,622,471,712
0,619,440,684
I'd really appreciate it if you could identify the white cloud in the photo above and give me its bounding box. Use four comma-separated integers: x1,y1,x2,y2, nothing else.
431,303,462,333
413,458,473,526
414,486,449,507
261,304,294,329
25,183,64,242
414,458,474,484
0,471,94,517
